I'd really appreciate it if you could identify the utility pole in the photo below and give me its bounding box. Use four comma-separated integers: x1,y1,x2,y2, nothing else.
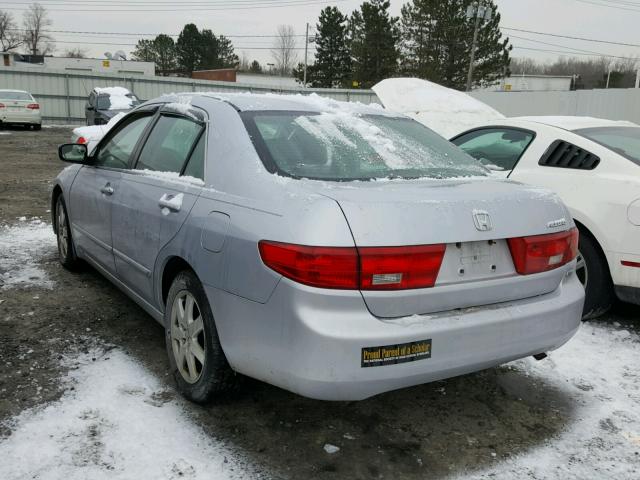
465,1,491,92
303,22,309,87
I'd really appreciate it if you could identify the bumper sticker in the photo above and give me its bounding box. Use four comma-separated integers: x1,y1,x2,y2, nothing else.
361,339,432,368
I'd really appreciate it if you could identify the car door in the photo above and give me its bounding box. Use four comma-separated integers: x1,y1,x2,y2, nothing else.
111,107,206,304
451,127,536,177
69,111,155,274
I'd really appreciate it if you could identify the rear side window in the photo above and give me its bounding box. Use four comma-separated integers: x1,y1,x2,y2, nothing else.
183,134,205,180
136,115,203,174
452,128,534,172
538,140,600,170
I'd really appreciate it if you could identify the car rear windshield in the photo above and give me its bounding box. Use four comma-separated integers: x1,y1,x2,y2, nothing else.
574,126,640,166
0,91,32,101
242,111,487,181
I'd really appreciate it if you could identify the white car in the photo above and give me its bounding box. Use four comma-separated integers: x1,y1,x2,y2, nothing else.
0,89,42,130
451,116,640,317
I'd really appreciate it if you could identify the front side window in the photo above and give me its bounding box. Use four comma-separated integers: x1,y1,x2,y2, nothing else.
452,128,535,172
136,115,203,174
94,115,152,169
242,111,487,181
574,126,640,167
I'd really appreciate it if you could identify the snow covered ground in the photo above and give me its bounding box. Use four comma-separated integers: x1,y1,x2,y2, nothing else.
0,218,56,290
459,321,640,479
0,346,259,480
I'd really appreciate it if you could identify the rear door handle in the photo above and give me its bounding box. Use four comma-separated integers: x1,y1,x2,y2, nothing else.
158,193,182,212
100,184,114,195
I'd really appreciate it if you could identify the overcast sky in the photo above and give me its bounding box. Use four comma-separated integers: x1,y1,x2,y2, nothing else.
6,0,640,66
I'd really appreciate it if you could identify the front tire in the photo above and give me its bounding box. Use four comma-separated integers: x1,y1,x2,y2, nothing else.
576,230,613,319
165,270,239,403
33,124,42,131
55,196,80,270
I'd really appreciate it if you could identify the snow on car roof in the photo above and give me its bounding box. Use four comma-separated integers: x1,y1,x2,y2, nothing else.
513,115,638,131
158,91,393,117
371,77,505,138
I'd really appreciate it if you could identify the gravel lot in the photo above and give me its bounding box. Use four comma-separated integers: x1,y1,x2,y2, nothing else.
1,126,639,479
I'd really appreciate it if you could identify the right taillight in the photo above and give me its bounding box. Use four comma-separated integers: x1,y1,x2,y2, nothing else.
258,241,446,290
508,228,579,275
77,136,87,144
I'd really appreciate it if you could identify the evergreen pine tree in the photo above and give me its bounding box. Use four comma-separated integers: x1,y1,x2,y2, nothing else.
308,6,352,88
349,0,400,89
176,24,203,75
400,0,511,90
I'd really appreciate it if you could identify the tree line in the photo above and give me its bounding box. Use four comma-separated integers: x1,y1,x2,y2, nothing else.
297,0,511,90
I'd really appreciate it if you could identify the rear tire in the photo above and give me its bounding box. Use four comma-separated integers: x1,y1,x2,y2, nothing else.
55,196,81,270
33,124,41,131
576,230,613,319
165,270,239,404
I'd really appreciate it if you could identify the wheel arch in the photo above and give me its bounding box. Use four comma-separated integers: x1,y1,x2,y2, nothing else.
160,256,199,307
572,218,612,276
51,184,63,233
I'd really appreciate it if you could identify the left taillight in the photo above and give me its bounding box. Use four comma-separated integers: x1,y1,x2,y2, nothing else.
0,103,5,109
26,103,40,110
258,241,446,290
77,136,87,144
508,228,579,275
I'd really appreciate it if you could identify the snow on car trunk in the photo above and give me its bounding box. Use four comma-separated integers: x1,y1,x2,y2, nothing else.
372,78,504,138
0,218,56,290
0,347,258,480
459,321,640,479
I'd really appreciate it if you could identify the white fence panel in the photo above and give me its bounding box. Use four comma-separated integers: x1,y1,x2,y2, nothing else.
0,66,379,124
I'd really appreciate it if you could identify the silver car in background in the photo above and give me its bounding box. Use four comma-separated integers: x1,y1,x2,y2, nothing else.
0,89,42,130
52,93,584,402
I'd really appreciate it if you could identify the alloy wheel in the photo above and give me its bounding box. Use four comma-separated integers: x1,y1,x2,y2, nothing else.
57,201,68,259
170,291,206,384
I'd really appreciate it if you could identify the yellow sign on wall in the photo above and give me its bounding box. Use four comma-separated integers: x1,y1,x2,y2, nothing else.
102,60,110,68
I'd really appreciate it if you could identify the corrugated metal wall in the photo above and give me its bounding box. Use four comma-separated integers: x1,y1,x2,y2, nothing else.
0,66,380,124
471,88,640,124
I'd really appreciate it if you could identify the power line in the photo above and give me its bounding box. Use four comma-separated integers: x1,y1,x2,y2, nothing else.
502,26,640,48
508,34,620,57
7,28,306,38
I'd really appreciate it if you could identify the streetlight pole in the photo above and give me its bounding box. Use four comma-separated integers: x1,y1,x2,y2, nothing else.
303,22,309,87
466,1,486,92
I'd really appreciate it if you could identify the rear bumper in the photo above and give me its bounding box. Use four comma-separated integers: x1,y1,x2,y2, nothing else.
0,111,41,124
206,271,584,401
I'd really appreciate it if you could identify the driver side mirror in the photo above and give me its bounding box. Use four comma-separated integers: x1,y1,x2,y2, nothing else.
59,143,88,164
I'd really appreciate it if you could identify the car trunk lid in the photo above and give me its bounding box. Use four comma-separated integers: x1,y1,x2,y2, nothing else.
308,178,573,317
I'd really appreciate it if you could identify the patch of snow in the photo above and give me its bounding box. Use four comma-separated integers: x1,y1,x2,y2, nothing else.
372,78,504,138
137,169,205,187
457,322,640,479
323,444,340,454
0,131,10,135
94,87,136,111
0,219,56,290
0,348,258,480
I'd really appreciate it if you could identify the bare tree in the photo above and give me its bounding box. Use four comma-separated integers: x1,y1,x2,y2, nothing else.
64,47,87,58
271,25,298,76
0,10,22,52
23,3,54,55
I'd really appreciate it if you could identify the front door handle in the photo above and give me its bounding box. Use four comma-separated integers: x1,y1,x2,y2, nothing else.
100,184,114,195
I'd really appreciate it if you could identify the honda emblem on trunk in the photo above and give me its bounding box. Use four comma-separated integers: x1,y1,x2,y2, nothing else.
472,209,493,231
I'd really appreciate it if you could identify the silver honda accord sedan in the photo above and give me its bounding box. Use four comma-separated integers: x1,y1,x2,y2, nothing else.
52,93,584,402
